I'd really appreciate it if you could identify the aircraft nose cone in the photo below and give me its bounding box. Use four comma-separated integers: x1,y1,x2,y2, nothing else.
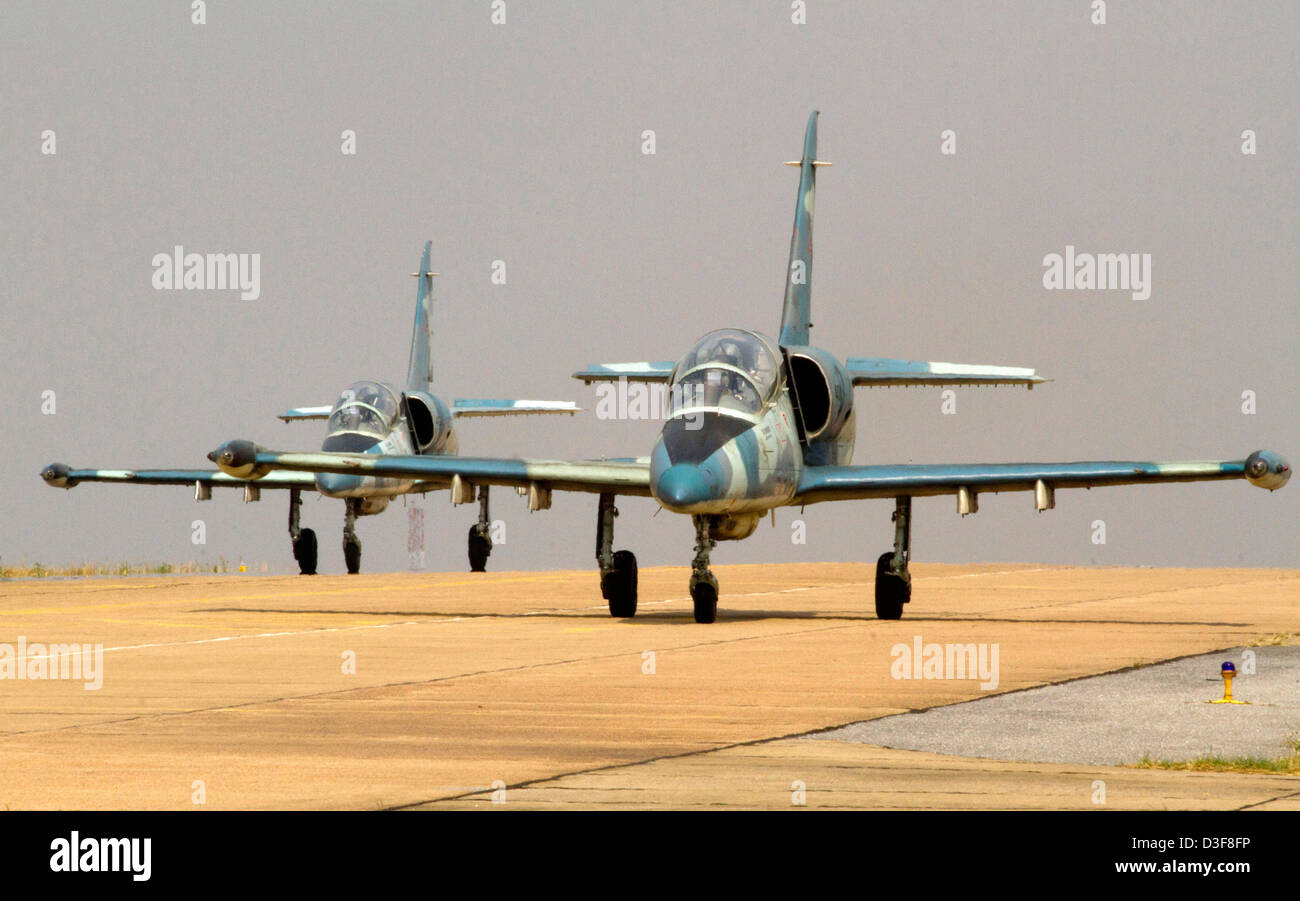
655,463,716,511
315,471,362,497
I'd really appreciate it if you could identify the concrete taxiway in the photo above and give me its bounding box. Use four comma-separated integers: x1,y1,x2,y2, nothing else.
0,563,1295,809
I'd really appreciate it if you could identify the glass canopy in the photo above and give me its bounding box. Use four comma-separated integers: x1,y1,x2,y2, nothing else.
668,329,779,417
326,380,399,438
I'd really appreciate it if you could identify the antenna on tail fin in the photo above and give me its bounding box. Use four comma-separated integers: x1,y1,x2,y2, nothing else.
407,241,439,392
779,111,830,347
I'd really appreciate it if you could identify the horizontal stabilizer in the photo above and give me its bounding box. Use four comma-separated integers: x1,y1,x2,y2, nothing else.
572,362,675,384
452,399,580,417
844,357,1046,388
278,406,333,422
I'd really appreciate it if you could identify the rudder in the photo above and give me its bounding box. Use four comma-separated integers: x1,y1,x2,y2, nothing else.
407,241,436,391
779,111,825,346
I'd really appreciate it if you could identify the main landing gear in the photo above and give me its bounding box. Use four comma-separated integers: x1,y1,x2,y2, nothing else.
597,493,638,617
591,495,914,622
467,486,493,572
874,496,912,620
343,498,362,574
689,515,719,624
593,505,718,623
288,487,318,575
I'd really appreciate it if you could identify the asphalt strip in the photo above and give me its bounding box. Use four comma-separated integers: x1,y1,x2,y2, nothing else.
813,646,1300,765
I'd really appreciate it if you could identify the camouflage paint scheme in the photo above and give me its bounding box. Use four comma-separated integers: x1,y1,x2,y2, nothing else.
43,242,580,572
214,111,1290,528
206,112,1289,618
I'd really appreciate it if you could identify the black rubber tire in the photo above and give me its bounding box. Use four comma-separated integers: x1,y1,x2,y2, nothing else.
691,579,718,624
874,552,908,620
344,540,361,575
468,526,491,572
292,528,318,576
604,550,638,617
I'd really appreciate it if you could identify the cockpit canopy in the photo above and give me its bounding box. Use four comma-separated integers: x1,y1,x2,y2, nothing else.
668,329,780,418
327,380,399,438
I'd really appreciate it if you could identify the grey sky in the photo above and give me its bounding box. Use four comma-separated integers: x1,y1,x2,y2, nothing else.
3,1,1296,575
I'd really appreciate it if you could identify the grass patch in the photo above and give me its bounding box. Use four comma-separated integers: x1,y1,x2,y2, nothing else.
1131,737,1300,775
0,559,235,579
1252,633,1296,647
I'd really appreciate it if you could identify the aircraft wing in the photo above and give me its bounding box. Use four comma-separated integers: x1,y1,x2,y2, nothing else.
572,362,676,384
41,463,317,491
844,357,1046,388
452,399,580,417
793,451,1290,506
209,441,651,497
278,406,333,422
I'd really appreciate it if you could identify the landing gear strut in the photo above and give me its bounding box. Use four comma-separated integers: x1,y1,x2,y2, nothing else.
597,492,637,617
343,498,362,574
468,486,492,572
289,487,317,575
874,496,912,620
690,515,719,624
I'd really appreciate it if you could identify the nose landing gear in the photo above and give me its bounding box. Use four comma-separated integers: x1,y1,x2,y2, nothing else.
689,515,719,623
343,498,362,574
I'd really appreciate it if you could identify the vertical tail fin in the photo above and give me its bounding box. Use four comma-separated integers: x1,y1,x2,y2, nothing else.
406,241,437,392
780,111,829,347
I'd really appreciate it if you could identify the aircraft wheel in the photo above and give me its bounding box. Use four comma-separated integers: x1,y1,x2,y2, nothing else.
292,528,318,576
344,540,362,575
603,550,638,617
468,526,491,572
691,576,718,624
874,552,909,620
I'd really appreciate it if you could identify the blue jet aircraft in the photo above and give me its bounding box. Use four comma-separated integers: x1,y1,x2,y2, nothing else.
208,114,1290,622
43,242,579,575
